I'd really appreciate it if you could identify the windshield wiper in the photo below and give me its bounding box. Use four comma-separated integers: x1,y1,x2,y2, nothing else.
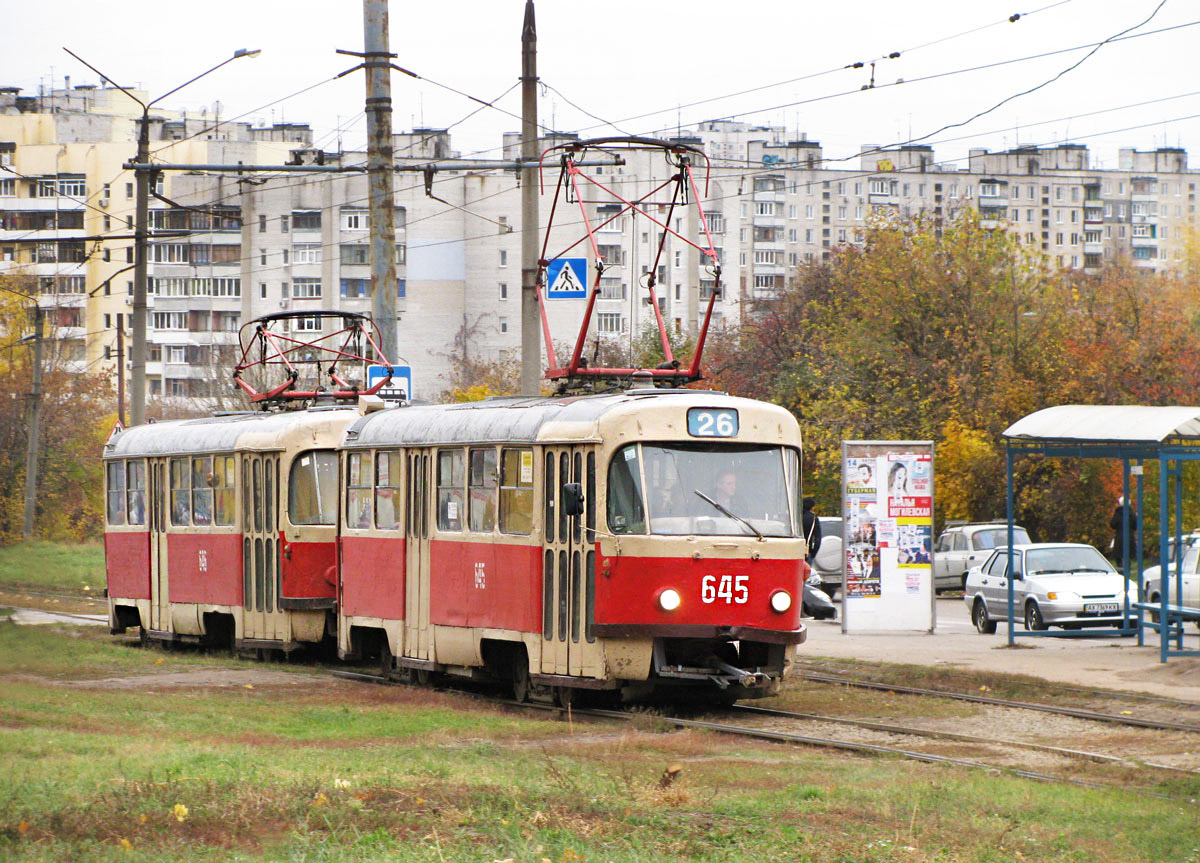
1068,567,1108,573
693,490,764,540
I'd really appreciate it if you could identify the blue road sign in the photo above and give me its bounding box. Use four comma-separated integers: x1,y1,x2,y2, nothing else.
546,258,588,299
367,364,413,400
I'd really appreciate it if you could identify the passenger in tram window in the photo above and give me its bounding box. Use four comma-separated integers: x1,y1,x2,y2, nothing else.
714,470,738,510
192,458,214,526
172,492,191,525
128,489,145,525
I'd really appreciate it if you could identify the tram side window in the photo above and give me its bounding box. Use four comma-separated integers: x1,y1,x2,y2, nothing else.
289,450,338,525
437,449,464,531
106,461,125,525
192,456,214,525
783,447,801,536
606,445,646,535
346,452,372,529
375,450,402,530
500,448,533,535
469,447,498,533
170,458,191,525
126,459,146,525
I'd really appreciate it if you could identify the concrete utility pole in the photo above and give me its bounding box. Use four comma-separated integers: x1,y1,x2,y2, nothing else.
363,0,399,364
519,0,542,395
116,314,126,427
22,307,44,540
130,114,150,427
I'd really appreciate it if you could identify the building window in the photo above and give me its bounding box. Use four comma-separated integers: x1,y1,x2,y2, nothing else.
292,278,322,299
499,317,508,333
340,278,369,298
259,214,267,233
292,244,321,264
280,215,290,232
294,315,322,331
341,208,367,231
260,283,267,299
597,312,623,333
499,282,508,300
340,244,369,265
292,211,320,231
152,312,188,330
499,249,508,267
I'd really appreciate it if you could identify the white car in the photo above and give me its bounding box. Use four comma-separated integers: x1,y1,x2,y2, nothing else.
933,522,1031,592
1141,541,1200,611
810,516,844,597
963,543,1137,633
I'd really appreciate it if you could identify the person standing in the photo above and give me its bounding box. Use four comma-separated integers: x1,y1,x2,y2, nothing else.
1109,495,1137,566
802,497,823,562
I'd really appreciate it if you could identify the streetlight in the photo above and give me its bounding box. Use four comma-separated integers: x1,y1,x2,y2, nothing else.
62,47,261,426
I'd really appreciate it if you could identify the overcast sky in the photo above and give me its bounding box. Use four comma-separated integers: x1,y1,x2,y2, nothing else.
5,0,1197,170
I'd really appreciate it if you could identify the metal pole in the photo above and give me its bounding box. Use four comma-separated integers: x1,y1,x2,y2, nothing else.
116,314,126,427
1136,459,1144,647
130,110,150,426
1159,457,1169,663
22,307,44,540
363,0,398,364
1006,445,1015,646
519,0,542,395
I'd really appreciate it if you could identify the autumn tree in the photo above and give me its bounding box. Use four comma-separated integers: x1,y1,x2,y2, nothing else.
0,276,116,543
721,211,1200,547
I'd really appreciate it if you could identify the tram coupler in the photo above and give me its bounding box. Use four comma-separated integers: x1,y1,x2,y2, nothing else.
711,658,768,689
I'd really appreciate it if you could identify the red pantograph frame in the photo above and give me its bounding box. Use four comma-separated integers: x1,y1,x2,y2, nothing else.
231,311,392,403
536,137,723,385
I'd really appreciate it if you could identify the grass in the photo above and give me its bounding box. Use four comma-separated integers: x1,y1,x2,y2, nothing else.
0,540,105,596
2,625,1199,862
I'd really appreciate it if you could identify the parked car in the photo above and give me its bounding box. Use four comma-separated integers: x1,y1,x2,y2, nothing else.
963,543,1137,633
802,570,837,620
933,522,1031,592
810,516,843,597
1141,540,1200,623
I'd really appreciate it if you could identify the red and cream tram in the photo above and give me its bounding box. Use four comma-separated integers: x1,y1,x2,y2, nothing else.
104,407,358,651
338,389,806,701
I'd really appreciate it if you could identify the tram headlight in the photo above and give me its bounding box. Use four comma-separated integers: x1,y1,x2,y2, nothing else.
769,590,792,613
658,588,682,612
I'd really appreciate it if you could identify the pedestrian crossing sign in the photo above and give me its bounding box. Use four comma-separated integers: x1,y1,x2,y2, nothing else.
545,258,588,299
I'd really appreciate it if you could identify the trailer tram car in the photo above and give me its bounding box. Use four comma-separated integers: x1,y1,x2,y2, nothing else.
104,407,360,651
338,389,806,703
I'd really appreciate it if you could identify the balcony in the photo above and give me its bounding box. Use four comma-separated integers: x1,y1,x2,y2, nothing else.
752,214,784,228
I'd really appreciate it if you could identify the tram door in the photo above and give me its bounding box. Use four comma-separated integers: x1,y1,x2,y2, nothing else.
148,458,169,632
542,446,599,677
405,450,431,660
241,454,285,641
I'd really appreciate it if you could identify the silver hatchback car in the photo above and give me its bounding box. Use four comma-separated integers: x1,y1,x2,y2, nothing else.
963,543,1137,633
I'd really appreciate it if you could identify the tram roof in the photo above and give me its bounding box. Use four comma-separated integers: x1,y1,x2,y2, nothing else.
345,390,798,448
105,408,359,458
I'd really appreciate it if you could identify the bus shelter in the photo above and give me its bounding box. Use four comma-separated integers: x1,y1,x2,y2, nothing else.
1003,405,1200,661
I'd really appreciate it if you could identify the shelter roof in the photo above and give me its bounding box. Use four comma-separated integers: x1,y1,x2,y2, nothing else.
1003,405,1200,445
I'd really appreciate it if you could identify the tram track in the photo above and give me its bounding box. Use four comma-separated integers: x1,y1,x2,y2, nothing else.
794,670,1200,733
327,669,1200,803
792,659,1200,711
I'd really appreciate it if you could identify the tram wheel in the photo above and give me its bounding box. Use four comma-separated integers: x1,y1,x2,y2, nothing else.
379,639,395,681
554,686,577,709
512,653,531,703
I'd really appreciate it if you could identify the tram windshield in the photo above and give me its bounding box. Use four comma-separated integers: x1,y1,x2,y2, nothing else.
607,443,799,537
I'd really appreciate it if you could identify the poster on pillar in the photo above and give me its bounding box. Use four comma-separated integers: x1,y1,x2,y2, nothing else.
841,441,935,633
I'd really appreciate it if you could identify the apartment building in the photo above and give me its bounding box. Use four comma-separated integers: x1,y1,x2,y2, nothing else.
2,91,1195,403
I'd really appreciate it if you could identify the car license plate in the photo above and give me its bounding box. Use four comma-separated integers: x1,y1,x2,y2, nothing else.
1084,602,1119,614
